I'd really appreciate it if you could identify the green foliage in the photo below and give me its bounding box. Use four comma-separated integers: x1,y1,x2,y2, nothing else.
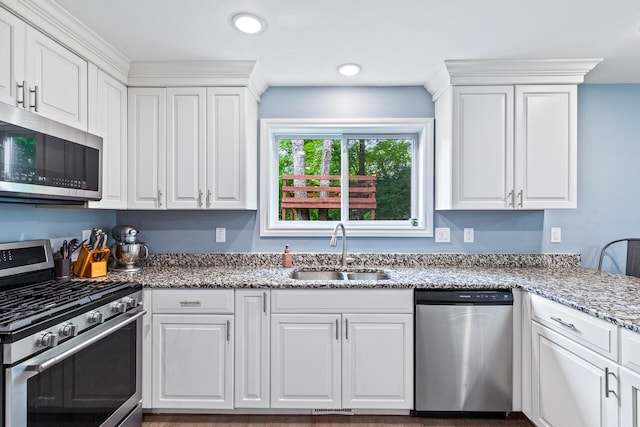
278,137,412,222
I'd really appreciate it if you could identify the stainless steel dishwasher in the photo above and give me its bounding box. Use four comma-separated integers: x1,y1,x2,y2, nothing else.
414,289,513,415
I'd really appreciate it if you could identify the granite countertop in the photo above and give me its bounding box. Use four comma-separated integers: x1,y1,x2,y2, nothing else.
104,252,640,333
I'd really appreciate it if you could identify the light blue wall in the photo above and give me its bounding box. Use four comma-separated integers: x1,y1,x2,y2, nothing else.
2,85,638,271
0,203,115,242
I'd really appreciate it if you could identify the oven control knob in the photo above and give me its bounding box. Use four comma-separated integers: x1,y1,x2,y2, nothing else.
88,311,104,324
59,323,78,338
122,297,138,309
111,301,127,313
37,332,59,348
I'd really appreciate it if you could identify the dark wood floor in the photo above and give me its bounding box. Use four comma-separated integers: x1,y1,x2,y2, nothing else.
143,414,535,427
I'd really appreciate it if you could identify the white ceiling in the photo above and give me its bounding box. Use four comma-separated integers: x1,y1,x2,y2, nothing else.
56,0,640,86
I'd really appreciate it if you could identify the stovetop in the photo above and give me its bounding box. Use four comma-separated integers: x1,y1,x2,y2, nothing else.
0,279,141,332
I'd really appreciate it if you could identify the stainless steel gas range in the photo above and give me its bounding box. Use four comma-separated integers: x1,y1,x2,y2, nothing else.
0,239,144,427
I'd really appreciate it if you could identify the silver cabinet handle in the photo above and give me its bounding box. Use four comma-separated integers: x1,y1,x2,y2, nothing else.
551,316,577,331
518,190,523,208
605,367,618,398
335,319,339,341
345,318,349,340
179,300,201,306
16,81,27,108
263,292,267,314
507,190,514,207
226,320,231,342
157,189,163,208
206,190,212,208
29,85,39,112
198,189,203,207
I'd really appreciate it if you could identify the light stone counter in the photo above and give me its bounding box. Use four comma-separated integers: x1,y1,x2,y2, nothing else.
104,252,640,333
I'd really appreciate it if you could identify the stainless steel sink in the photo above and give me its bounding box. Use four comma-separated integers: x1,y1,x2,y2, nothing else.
290,270,345,280
345,271,390,280
289,270,390,281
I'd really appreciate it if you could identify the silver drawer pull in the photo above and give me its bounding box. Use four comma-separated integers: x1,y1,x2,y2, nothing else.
551,316,577,331
605,367,618,399
179,300,202,306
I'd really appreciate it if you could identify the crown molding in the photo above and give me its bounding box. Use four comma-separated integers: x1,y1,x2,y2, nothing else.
424,58,603,98
1,0,131,83
128,61,269,99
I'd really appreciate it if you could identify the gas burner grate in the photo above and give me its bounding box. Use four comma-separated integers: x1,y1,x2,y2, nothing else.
0,279,139,331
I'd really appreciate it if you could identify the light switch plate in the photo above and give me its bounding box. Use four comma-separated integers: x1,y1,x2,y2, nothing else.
435,227,451,243
215,227,226,243
550,227,562,243
463,228,474,243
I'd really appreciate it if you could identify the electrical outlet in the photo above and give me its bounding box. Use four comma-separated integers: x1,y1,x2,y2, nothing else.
550,227,562,243
435,227,451,243
82,229,91,242
215,227,226,243
464,228,474,243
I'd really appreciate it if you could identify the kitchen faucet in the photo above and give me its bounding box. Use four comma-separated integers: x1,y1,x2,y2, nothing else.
330,222,353,266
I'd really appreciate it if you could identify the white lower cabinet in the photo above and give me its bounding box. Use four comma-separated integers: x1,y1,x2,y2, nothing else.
152,314,234,409
271,314,342,409
270,289,414,410
621,367,640,427
234,290,270,408
531,322,619,427
150,289,235,410
342,314,413,409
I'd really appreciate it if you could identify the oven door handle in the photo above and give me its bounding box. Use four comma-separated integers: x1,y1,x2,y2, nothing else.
26,309,146,373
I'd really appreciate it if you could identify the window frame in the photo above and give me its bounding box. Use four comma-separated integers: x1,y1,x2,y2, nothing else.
259,118,434,237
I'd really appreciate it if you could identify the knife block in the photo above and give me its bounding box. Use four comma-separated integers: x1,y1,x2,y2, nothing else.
73,245,110,278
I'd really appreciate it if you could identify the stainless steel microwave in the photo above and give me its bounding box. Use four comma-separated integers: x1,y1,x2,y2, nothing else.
0,102,102,205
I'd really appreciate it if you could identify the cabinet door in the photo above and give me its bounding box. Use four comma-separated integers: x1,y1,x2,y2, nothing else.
0,7,24,107
342,314,413,409
206,87,257,209
515,85,577,209
127,87,166,209
532,323,619,427
234,290,270,408
152,314,233,409
271,314,341,409
25,27,87,130
452,86,514,209
166,87,206,209
622,367,640,427
88,68,127,209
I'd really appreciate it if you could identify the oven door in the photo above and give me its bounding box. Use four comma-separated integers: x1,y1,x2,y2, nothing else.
5,306,145,427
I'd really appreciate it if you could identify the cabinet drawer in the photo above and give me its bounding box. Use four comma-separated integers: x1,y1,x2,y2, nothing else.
152,289,234,314
531,294,618,360
271,289,413,313
622,328,640,374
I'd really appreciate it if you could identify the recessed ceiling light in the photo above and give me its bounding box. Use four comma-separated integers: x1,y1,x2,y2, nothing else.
338,63,361,77
231,13,266,34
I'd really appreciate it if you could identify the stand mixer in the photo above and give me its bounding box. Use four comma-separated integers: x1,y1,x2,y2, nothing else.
111,225,149,272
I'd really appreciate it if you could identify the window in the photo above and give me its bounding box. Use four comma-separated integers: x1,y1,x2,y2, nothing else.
260,118,434,237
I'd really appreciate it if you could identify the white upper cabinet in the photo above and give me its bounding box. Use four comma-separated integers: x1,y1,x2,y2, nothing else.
0,7,24,107
127,82,259,210
206,87,257,209
88,66,128,209
515,85,577,209
166,87,206,209
430,59,601,210
25,27,88,130
127,87,167,209
452,86,514,209
0,8,89,130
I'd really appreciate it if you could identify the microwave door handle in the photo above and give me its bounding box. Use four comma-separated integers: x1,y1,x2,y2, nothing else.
26,309,146,373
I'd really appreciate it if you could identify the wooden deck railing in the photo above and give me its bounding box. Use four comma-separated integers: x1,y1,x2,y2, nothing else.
281,175,376,220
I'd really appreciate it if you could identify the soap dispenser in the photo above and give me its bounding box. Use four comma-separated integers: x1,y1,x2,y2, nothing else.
282,245,293,268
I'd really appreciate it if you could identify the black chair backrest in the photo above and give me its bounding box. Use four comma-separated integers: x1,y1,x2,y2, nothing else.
597,238,640,278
